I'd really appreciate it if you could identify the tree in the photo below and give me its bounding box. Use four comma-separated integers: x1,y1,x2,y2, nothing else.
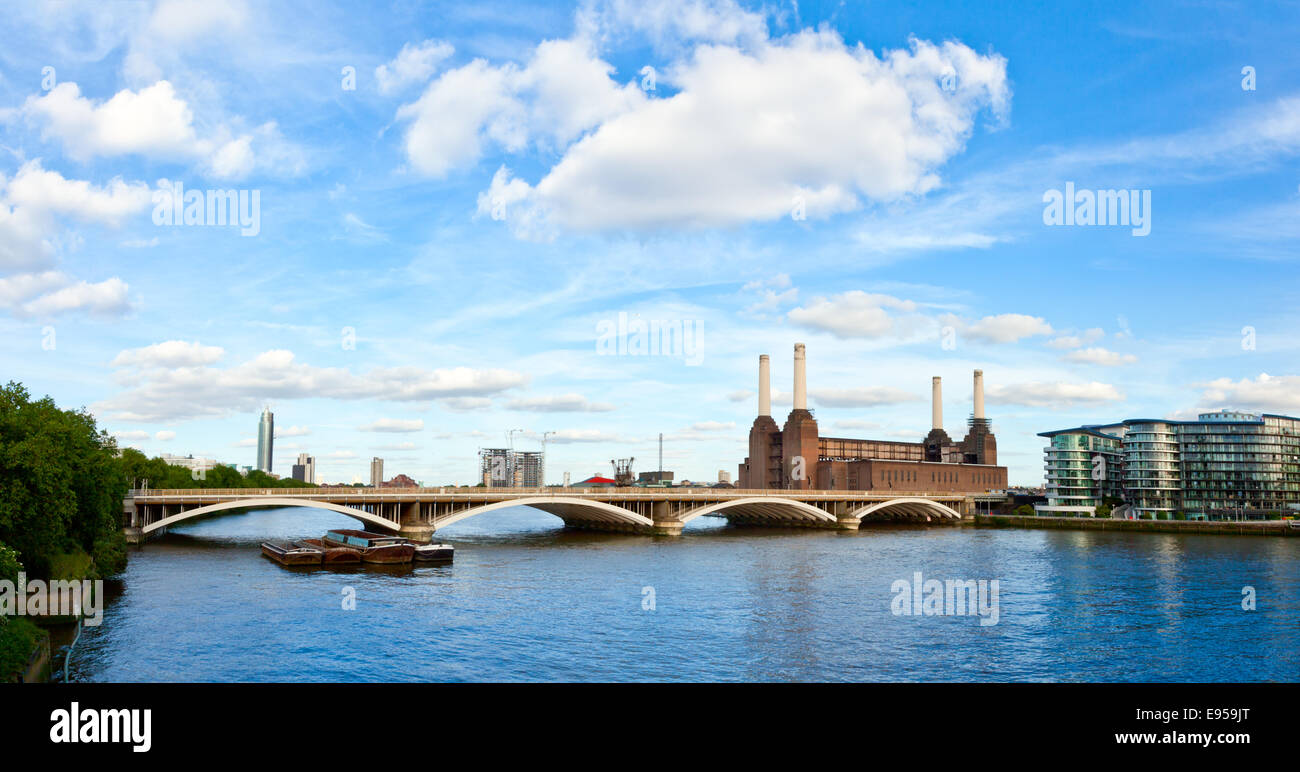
0,382,127,578
1014,504,1035,516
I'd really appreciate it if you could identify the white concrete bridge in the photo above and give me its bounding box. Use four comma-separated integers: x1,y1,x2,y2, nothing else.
123,486,993,543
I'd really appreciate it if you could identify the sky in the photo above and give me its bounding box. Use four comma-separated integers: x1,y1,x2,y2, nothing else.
2,0,1299,487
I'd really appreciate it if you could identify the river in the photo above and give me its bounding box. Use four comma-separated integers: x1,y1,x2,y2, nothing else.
67,507,1300,682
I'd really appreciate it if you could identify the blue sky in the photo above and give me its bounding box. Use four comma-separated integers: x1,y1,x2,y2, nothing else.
2,0,1299,486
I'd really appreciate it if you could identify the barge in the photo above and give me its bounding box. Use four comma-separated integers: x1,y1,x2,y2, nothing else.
261,540,324,566
322,529,416,564
295,538,362,564
413,542,455,562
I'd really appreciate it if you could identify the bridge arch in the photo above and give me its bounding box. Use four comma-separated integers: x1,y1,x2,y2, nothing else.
430,497,654,531
849,497,963,521
676,497,838,525
140,497,400,535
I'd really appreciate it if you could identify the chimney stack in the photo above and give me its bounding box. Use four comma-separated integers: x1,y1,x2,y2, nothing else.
758,354,771,417
973,369,985,420
793,343,807,410
931,376,943,431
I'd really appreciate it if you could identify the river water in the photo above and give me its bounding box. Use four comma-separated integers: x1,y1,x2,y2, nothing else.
68,507,1300,682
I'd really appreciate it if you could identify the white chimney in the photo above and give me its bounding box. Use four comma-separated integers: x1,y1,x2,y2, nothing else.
793,343,807,410
758,354,771,417
931,376,943,431
973,369,985,420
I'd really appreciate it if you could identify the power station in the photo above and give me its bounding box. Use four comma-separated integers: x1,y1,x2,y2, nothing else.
737,344,1007,493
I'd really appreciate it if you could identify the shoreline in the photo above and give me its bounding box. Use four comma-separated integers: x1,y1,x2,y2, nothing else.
974,514,1300,536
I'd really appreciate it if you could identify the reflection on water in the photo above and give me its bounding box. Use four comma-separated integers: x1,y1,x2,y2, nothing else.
68,507,1300,682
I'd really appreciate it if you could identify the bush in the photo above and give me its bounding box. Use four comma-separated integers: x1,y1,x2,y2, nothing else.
0,616,41,681
1014,505,1035,517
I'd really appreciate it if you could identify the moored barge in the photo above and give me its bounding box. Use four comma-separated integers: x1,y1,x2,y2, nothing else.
261,540,324,566
413,542,455,562
322,529,415,564
295,538,362,564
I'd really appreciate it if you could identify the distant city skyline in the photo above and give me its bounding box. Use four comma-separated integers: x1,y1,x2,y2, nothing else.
4,1,1300,486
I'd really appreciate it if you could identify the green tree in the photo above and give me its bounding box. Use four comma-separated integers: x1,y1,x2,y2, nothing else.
0,382,127,578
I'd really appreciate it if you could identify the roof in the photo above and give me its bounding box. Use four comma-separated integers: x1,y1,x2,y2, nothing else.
577,476,617,484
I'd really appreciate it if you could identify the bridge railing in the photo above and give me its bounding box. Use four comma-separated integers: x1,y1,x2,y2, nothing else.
130,486,985,499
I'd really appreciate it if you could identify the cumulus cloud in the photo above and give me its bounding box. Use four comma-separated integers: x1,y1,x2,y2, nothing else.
788,291,918,338
474,30,1008,236
1063,347,1137,366
111,340,225,368
506,393,616,412
95,348,529,422
22,81,301,179
155,430,176,441
950,313,1052,344
726,390,753,403
397,37,644,178
359,418,425,432
1199,373,1300,413
986,381,1124,407
376,39,454,94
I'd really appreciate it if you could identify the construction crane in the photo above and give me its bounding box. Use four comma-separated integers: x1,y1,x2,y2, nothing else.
611,457,635,486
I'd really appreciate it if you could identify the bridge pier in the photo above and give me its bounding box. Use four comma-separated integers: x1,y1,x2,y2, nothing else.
650,501,684,536
398,501,434,543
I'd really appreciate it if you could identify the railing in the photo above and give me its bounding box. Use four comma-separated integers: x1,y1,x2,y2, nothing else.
131,486,978,499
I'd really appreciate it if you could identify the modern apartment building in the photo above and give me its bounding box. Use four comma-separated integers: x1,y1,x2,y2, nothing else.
1038,410,1300,519
479,448,545,487
369,457,384,487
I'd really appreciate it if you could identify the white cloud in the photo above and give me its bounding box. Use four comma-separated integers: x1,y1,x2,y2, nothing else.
987,381,1124,407
1199,373,1300,413
95,349,529,422
788,291,918,338
16,276,131,317
953,313,1053,344
113,430,151,441
23,81,300,180
506,393,616,412
726,390,753,403
1063,347,1137,366
398,38,644,178
812,387,921,408
376,39,454,94
276,425,311,437
155,430,176,441
359,418,426,432
439,397,494,412
111,340,225,369
479,31,1008,235
688,420,734,431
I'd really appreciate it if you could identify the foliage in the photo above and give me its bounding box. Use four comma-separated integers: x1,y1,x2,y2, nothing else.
1014,504,1035,516
0,382,127,579
1095,504,1112,518
117,447,317,490
0,616,41,681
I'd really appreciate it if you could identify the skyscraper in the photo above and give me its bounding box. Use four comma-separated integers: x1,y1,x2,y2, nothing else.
257,407,274,473
292,452,316,484
370,457,384,487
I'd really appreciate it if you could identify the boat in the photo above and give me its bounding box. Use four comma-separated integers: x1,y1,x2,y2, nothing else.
294,538,361,565
261,540,323,566
321,529,415,564
412,542,455,562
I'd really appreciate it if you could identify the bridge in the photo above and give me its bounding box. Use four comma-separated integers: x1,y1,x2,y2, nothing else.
122,487,998,544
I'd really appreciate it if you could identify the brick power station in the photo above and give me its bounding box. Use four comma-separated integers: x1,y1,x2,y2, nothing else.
737,344,1007,493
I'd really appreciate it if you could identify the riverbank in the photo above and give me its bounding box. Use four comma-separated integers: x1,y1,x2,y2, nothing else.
974,514,1300,536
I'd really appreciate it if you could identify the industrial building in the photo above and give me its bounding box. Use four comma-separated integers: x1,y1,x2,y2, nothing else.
737,344,1007,493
